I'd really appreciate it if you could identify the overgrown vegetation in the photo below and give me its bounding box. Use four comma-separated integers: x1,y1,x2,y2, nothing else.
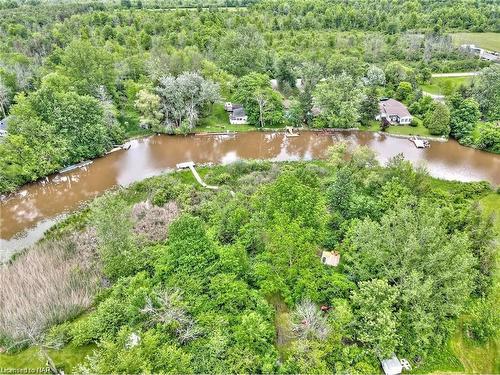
1,150,498,373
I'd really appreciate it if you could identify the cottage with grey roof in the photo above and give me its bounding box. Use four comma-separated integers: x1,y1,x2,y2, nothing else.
225,102,248,124
376,98,412,125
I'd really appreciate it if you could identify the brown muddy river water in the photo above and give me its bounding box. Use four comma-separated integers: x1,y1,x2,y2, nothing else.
1,130,499,261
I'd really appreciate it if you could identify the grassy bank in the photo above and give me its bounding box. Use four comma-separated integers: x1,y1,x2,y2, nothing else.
0,345,95,373
451,32,500,51
362,120,432,137
197,103,255,133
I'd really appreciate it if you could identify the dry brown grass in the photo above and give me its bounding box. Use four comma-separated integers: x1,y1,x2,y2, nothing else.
132,201,180,245
0,230,101,346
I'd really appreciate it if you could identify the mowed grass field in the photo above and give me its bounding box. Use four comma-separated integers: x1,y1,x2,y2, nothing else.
364,119,431,137
421,76,473,95
451,32,500,51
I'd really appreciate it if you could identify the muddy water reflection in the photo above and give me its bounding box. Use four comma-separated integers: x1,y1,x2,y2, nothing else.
1,131,499,260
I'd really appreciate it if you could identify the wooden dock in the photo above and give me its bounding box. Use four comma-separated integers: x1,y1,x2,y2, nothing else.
176,161,219,190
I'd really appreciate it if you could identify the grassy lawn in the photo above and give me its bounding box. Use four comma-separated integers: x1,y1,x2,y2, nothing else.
0,345,95,373
450,326,499,374
421,76,473,96
411,340,465,374
363,120,431,137
197,103,256,133
451,32,500,51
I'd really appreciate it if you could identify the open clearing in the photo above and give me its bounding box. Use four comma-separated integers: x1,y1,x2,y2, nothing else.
451,32,500,51
421,76,473,95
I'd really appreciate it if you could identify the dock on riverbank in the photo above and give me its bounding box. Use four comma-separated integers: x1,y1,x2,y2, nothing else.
176,161,219,190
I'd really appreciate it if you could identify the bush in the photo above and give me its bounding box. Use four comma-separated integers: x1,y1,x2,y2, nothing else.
226,160,272,177
131,201,180,244
205,171,232,185
462,298,498,343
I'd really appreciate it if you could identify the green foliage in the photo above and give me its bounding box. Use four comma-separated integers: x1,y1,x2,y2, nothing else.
359,87,379,126
58,39,116,96
462,298,499,344
449,94,481,141
2,156,496,372
424,102,451,136
0,75,120,192
313,73,363,128
351,279,398,357
396,81,413,102
233,73,284,127
472,122,500,154
91,193,139,280
342,201,477,356
471,65,500,121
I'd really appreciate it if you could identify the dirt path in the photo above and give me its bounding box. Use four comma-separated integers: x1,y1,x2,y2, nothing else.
431,72,480,77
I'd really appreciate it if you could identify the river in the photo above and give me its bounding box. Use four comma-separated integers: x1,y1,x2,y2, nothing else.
1,130,499,261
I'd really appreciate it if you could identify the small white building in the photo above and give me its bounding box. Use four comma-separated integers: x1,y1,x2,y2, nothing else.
226,104,248,125
381,355,403,375
321,251,340,267
376,99,412,125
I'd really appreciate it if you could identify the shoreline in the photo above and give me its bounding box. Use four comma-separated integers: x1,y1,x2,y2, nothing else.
0,127,494,200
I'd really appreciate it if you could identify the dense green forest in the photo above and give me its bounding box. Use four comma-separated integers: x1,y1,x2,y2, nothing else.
1,150,499,373
0,0,499,193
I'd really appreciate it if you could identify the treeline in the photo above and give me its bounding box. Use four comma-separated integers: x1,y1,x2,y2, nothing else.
1,156,497,372
256,0,500,33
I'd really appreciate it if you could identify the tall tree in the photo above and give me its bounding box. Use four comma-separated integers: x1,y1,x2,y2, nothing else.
313,73,363,128
424,102,450,136
351,279,398,357
449,94,481,141
471,65,500,121
156,72,220,131
233,73,284,127
359,87,380,126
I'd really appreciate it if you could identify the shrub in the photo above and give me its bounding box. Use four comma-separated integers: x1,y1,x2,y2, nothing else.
132,201,180,244
462,298,498,343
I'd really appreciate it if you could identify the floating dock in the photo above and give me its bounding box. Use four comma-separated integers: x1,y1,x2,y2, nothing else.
410,137,430,148
59,160,93,174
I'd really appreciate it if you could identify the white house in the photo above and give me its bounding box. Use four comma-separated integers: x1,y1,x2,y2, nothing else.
225,102,248,124
321,251,340,267
230,107,248,124
376,98,412,125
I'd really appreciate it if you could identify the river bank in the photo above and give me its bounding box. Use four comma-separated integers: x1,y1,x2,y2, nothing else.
1,130,499,261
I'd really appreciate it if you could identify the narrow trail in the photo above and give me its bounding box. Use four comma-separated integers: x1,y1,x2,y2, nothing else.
431,72,479,77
